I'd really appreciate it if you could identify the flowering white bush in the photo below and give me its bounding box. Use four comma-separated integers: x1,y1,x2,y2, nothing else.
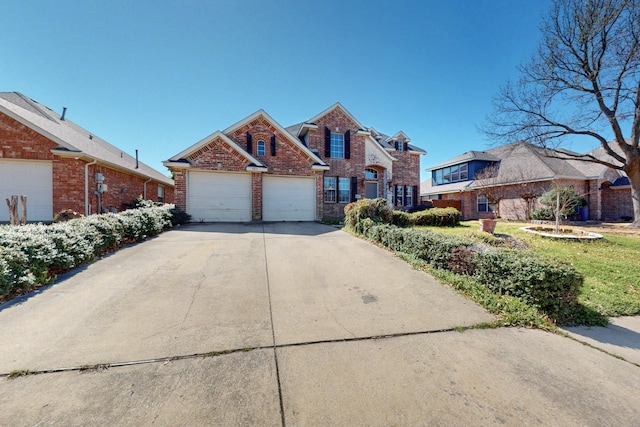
0,204,175,296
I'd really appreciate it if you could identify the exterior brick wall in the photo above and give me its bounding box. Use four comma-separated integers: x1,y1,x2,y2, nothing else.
173,169,187,211
52,157,86,214
0,113,56,160
251,172,262,221
307,108,366,218
229,117,317,177
52,160,173,215
187,137,248,172
1,111,174,220
601,187,633,220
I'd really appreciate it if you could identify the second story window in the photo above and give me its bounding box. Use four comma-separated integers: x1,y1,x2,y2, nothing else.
434,163,469,185
330,133,344,158
365,168,378,180
257,140,266,156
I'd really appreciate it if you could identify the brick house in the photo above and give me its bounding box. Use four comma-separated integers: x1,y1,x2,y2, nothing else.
421,141,632,221
0,92,174,222
165,103,425,222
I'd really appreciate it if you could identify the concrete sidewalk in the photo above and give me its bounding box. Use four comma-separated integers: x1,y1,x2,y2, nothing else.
1,223,639,426
563,315,640,366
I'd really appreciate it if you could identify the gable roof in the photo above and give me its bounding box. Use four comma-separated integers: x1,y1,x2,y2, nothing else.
166,109,328,170
165,130,267,170
305,102,366,130
423,141,595,196
0,92,174,186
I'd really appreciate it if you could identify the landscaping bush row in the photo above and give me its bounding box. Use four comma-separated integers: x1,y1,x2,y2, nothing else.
0,204,177,296
344,198,460,231
344,199,583,322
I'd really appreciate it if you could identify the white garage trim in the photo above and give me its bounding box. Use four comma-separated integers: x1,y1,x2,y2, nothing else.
187,171,251,222
0,159,53,222
263,175,316,222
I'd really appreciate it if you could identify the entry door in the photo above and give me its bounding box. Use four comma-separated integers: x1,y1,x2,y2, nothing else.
365,181,378,199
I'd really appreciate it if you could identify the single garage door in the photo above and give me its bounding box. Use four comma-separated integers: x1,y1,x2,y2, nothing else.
187,171,251,222
0,159,53,222
263,175,315,221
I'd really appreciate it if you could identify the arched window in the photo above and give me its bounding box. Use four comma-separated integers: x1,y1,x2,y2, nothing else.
257,140,266,156
365,168,378,180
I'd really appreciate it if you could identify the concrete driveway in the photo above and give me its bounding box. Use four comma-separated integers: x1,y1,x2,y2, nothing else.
1,222,639,426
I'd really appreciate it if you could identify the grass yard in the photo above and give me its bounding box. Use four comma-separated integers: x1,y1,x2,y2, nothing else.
417,221,640,319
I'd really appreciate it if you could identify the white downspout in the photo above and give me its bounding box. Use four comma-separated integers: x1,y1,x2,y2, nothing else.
143,178,152,199
85,159,98,216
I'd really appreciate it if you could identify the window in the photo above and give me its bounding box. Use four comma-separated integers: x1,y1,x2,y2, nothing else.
435,169,443,185
158,185,164,203
338,177,350,203
365,168,378,180
324,177,336,202
396,141,404,152
257,140,265,156
405,185,412,206
330,133,344,158
434,163,471,185
459,163,468,181
478,194,494,213
396,185,404,206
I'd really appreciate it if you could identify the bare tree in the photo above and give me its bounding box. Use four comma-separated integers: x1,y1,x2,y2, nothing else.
482,0,640,227
473,163,505,218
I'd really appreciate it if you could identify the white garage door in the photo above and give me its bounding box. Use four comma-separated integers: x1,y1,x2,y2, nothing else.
263,175,316,221
0,160,53,222
187,171,251,222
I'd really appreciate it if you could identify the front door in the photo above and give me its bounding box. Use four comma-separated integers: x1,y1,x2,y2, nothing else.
365,181,378,199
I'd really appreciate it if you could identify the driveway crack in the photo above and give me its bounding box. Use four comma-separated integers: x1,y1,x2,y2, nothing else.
325,303,356,338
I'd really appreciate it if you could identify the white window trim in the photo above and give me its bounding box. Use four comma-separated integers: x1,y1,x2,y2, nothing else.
405,185,412,206
338,177,350,203
257,140,266,156
330,133,344,159
477,194,493,213
324,177,337,203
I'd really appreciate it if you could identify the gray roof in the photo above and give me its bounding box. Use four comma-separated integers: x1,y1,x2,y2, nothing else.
421,179,472,195
423,141,598,196
0,92,173,186
428,150,500,171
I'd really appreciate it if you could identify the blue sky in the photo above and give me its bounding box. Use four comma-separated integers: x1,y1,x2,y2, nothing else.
2,0,557,181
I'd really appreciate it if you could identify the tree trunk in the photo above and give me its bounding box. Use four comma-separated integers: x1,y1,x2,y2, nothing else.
20,195,27,225
5,195,18,226
627,167,640,228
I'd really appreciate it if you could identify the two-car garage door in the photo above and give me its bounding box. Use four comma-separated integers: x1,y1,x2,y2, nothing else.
186,171,315,222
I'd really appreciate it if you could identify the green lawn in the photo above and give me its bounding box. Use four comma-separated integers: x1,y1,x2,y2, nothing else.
418,221,640,318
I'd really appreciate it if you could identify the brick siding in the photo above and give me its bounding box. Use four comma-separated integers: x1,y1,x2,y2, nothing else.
1,111,174,220
169,107,423,221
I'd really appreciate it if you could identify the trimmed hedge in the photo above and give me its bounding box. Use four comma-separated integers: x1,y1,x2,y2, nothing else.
351,217,583,322
0,204,174,296
345,198,460,229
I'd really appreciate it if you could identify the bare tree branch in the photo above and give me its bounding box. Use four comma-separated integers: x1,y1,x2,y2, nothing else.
481,0,640,226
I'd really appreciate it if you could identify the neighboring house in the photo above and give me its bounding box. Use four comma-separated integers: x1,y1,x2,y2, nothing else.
0,92,174,222
164,103,425,222
421,141,632,221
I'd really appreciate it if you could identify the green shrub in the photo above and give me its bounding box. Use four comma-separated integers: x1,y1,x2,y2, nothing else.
532,208,554,220
472,250,583,319
170,207,192,226
411,207,460,226
344,198,393,233
354,220,584,324
391,210,411,227
0,204,174,296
